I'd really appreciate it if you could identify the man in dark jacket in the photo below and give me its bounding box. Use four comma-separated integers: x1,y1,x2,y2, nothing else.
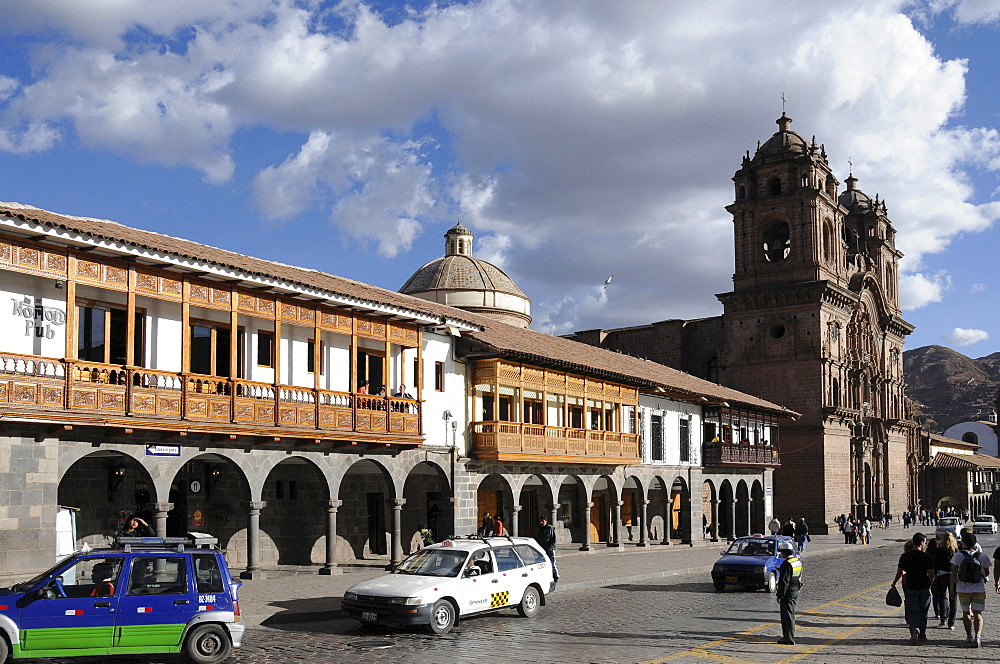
535,517,559,582
795,518,810,553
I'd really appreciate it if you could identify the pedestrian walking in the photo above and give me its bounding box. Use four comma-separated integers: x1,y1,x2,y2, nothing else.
493,516,505,536
480,512,494,537
892,532,934,644
775,540,803,645
535,516,559,583
794,518,809,553
951,530,992,648
768,516,781,535
933,532,958,629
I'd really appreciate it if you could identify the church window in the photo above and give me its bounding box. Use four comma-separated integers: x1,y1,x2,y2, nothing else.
738,185,746,200
768,177,782,195
832,378,840,409
963,432,979,445
830,322,840,342
769,324,785,340
706,357,719,383
762,221,791,262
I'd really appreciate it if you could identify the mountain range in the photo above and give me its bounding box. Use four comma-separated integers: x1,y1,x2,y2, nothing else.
903,345,1000,433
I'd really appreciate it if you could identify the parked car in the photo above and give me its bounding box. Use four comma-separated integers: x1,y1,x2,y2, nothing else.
342,536,553,634
0,535,243,664
973,514,999,534
711,535,796,593
936,516,963,538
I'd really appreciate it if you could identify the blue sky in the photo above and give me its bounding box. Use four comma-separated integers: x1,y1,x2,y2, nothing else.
1,1,999,356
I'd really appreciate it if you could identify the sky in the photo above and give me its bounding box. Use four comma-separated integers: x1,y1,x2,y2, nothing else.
1,0,999,357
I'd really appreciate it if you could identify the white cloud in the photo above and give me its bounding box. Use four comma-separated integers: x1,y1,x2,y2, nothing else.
1,1,999,330
971,282,987,293
252,131,443,257
944,327,990,346
926,0,1000,24
900,270,952,310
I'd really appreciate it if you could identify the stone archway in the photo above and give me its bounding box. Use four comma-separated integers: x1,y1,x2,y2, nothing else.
735,480,750,538
703,479,718,541
476,473,515,535
670,476,691,544
517,474,555,539
259,456,330,566
402,461,453,552
751,480,765,534
58,450,157,548
338,459,396,562
719,480,735,540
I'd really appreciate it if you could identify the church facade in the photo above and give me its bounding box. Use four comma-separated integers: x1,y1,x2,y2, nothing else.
569,114,914,533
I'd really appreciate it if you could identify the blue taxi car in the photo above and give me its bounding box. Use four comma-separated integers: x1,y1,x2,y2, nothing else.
0,536,242,664
711,535,794,593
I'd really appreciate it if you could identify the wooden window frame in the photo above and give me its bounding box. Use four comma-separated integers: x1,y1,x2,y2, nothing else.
76,298,145,366
189,317,232,378
256,329,275,368
434,361,444,392
307,338,322,374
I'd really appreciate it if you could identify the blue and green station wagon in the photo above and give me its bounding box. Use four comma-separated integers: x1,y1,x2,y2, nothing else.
0,536,243,664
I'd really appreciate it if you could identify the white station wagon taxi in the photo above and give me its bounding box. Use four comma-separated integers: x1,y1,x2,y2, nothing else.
342,536,554,634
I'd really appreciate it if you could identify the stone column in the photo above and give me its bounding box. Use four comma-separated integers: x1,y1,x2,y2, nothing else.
549,503,560,526
740,498,751,538
727,497,737,540
637,500,649,547
319,500,342,575
580,501,593,551
391,498,406,566
511,505,522,537
153,502,173,539
608,500,622,547
710,499,720,542
240,501,266,580
661,494,672,545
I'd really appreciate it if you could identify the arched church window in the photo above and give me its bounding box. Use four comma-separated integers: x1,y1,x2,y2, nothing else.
963,432,979,445
832,378,840,409
768,177,782,196
762,221,791,262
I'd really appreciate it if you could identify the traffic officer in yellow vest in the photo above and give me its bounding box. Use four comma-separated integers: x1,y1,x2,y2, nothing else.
775,540,803,645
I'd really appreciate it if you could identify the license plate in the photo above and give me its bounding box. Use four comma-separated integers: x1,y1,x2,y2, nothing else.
361,611,377,622
726,576,738,583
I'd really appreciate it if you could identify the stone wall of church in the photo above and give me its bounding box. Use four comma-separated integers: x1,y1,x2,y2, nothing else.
0,435,58,580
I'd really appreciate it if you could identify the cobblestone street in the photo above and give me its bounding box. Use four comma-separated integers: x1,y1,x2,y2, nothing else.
21,528,1000,664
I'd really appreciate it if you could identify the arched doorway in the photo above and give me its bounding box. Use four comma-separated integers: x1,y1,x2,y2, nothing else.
339,459,395,561
590,476,617,544
477,473,514,535
58,451,156,548
403,461,452,552
518,474,554,538
703,480,718,541
670,477,690,544
647,476,669,543
260,456,329,565
556,475,586,545
719,480,735,540
167,454,251,564
622,476,644,543
735,480,750,538
751,480,765,534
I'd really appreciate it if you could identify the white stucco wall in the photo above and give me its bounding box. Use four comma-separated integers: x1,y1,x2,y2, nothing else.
943,422,998,457
2,272,67,359
638,395,702,466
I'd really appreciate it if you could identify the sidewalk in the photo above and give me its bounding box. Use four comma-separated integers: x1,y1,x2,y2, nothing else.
241,526,910,627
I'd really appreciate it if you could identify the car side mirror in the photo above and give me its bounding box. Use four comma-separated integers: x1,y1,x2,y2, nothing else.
465,567,481,577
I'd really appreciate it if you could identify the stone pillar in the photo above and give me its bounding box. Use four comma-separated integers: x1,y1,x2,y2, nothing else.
740,498,751,538
580,501,593,551
319,500,342,575
727,498,737,540
661,493,672,545
637,500,649,547
240,501,266,580
391,498,406,566
549,503,560,526
607,500,622,547
153,502,173,539
511,505,522,537
710,499,720,542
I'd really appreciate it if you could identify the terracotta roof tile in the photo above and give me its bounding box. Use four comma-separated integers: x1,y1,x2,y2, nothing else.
929,452,1000,469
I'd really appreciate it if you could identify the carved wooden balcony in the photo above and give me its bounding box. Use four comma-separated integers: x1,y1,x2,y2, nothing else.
702,441,780,468
471,420,640,464
0,352,422,445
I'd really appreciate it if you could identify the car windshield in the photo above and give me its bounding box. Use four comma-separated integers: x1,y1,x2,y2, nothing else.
975,516,993,521
8,554,76,592
726,538,773,556
393,548,468,577
940,518,960,526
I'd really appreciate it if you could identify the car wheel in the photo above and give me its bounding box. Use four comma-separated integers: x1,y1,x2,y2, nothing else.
0,635,9,664
517,586,541,617
713,580,726,592
765,572,777,594
427,599,456,635
184,624,231,664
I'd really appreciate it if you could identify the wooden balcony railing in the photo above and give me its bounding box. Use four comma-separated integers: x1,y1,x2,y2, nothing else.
703,441,780,467
471,421,640,464
0,352,421,439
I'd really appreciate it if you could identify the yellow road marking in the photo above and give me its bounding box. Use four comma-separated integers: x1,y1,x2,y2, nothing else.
638,583,901,664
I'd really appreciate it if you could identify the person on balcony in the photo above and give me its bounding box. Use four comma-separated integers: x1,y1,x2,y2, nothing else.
357,380,369,394
393,384,413,399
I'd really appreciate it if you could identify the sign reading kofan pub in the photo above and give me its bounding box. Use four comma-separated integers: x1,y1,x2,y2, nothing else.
11,296,65,339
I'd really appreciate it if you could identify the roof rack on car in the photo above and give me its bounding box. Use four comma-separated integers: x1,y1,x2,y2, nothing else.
116,533,219,553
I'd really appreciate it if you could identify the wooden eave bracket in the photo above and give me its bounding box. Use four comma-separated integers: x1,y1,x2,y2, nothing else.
35,424,72,442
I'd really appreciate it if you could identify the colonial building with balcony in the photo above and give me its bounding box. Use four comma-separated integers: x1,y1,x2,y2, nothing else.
1,201,796,581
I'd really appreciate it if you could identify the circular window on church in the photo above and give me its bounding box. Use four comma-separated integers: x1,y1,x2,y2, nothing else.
762,221,791,262
769,324,786,340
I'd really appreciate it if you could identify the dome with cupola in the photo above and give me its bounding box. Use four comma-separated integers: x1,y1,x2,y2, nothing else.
400,222,531,328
